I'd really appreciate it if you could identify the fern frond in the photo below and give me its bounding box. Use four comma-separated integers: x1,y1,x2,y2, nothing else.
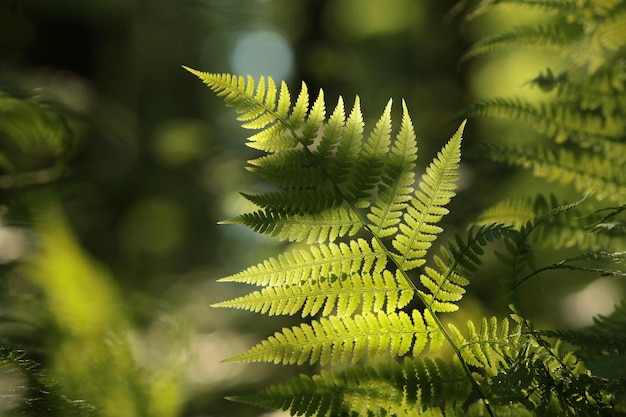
214,269,414,317
474,196,537,230
462,98,623,144
367,100,418,238
326,96,362,187
345,100,393,207
392,122,464,271
547,58,626,127
314,95,345,160
218,238,387,287
474,195,626,250
537,303,626,396
247,149,326,189
462,0,579,21
419,224,514,313
474,143,626,202
489,339,616,416
223,206,362,243
449,317,522,375
491,196,588,294
0,94,73,173
241,189,343,215
568,9,626,74
553,61,626,112
190,69,498,415
229,357,471,417
540,301,626,405
225,310,439,366
0,348,98,416
461,25,571,63
183,68,305,152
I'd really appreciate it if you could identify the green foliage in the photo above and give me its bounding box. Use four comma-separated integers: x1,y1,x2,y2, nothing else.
0,87,97,417
231,357,472,417
0,348,97,417
190,62,625,416
0,93,73,176
0,78,187,417
459,0,626,210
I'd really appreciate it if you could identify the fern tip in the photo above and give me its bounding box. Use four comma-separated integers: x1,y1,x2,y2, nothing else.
182,65,203,77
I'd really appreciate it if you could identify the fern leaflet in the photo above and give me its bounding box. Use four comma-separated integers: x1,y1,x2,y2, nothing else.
224,310,440,366
367,101,418,238
229,357,471,417
391,122,464,272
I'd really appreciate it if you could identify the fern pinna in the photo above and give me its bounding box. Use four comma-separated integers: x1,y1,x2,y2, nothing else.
187,68,619,416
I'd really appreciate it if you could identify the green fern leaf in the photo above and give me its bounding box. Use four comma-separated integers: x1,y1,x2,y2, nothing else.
345,99,393,207
225,310,438,366
419,224,514,313
223,207,362,243
367,100,418,238
241,188,343,215
247,149,326,189
474,143,626,202
569,9,626,74
474,195,626,250
474,196,538,231
493,196,588,292
0,94,73,173
462,98,622,144
183,68,302,152
188,69,499,416
449,317,522,374
392,122,464,271
493,339,614,416
324,96,363,187
218,238,387,287
461,25,571,63
315,95,345,161
214,269,413,317
551,63,626,118
229,357,471,417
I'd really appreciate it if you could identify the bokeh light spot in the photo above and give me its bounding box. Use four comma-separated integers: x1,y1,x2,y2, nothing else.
230,30,294,80
561,278,623,328
153,119,212,168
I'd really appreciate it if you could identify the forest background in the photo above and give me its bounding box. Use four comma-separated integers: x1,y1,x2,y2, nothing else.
1,1,623,416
